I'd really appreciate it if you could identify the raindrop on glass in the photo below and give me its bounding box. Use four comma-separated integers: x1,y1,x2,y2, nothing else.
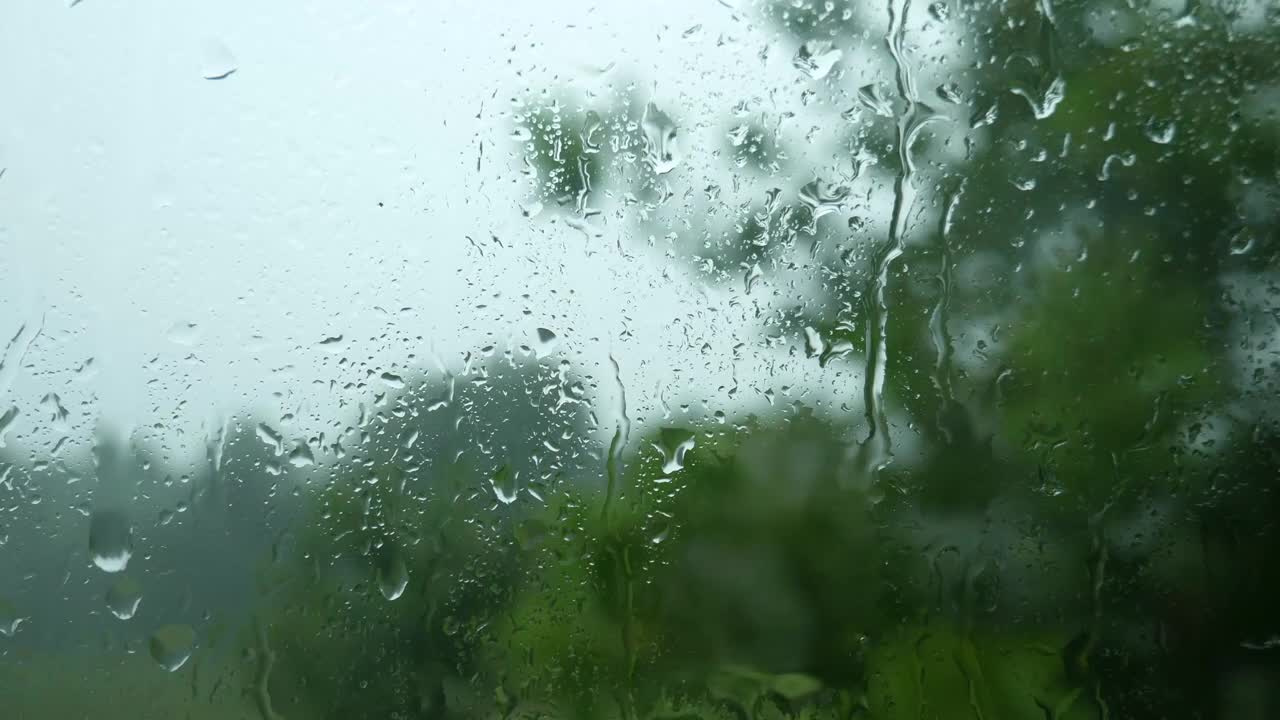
105,576,143,620
149,624,196,672
376,547,409,601
652,428,695,474
201,39,238,80
793,40,843,80
89,510,133,573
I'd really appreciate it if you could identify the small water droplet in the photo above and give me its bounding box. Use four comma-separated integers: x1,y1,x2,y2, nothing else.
793,39,843,80
929,2,951,21
652,428,695,474
89,510,133,573
380,372,405,389
150,624,196,671
106,576,143,620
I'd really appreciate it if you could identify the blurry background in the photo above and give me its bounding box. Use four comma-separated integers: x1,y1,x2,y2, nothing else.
1,0,1279,717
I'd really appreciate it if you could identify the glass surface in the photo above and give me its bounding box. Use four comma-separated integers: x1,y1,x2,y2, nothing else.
2,0,1279,717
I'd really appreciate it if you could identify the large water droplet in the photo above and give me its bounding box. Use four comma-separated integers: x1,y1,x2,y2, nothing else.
798,179,850,221
287,441,315,468
641,102,682,175
376,547,409,601
652,428,695,474
1228,229,1256,256
744,263,763,294
0,406,17,448
804,327,825,359
89,510,133,573
491,463,519,504
201,39,238,80
1011,75,1065,119
0,598,24,638
856,84,894,117
105,576,143,620
535,328,559,358
1143,117,1176,145
150,624,196,672
793,40,843,80
936,82,963,104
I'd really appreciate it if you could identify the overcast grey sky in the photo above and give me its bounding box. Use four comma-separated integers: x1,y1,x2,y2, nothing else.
0,0,870,462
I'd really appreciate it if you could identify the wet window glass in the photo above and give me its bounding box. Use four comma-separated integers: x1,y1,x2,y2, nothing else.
2,0,1279,717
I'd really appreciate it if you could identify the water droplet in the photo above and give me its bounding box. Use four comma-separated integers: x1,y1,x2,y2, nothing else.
804,327,825,359
652,428,695,474
0,406,17,448
491,463,519,504
744,263,763,294
89,510,133,573
287,442,315,468
0,598,24,638
936,83,963,104
150,624,196,672
650,521,671,545
856,84,894,117
798,179,850,221
928,1,951,21
165,321,201,346
380,372,405,389
256,423,284,455
317,334,346,353
201,39,238,80
641,102,682,174
105,576,143,620
1229,229,1256,256
1011,75,1066,120
793,40,843,80
1143,117,1176,145
535,328,559,358
969,102,999,129
376,547,409,601
520,198,544,217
